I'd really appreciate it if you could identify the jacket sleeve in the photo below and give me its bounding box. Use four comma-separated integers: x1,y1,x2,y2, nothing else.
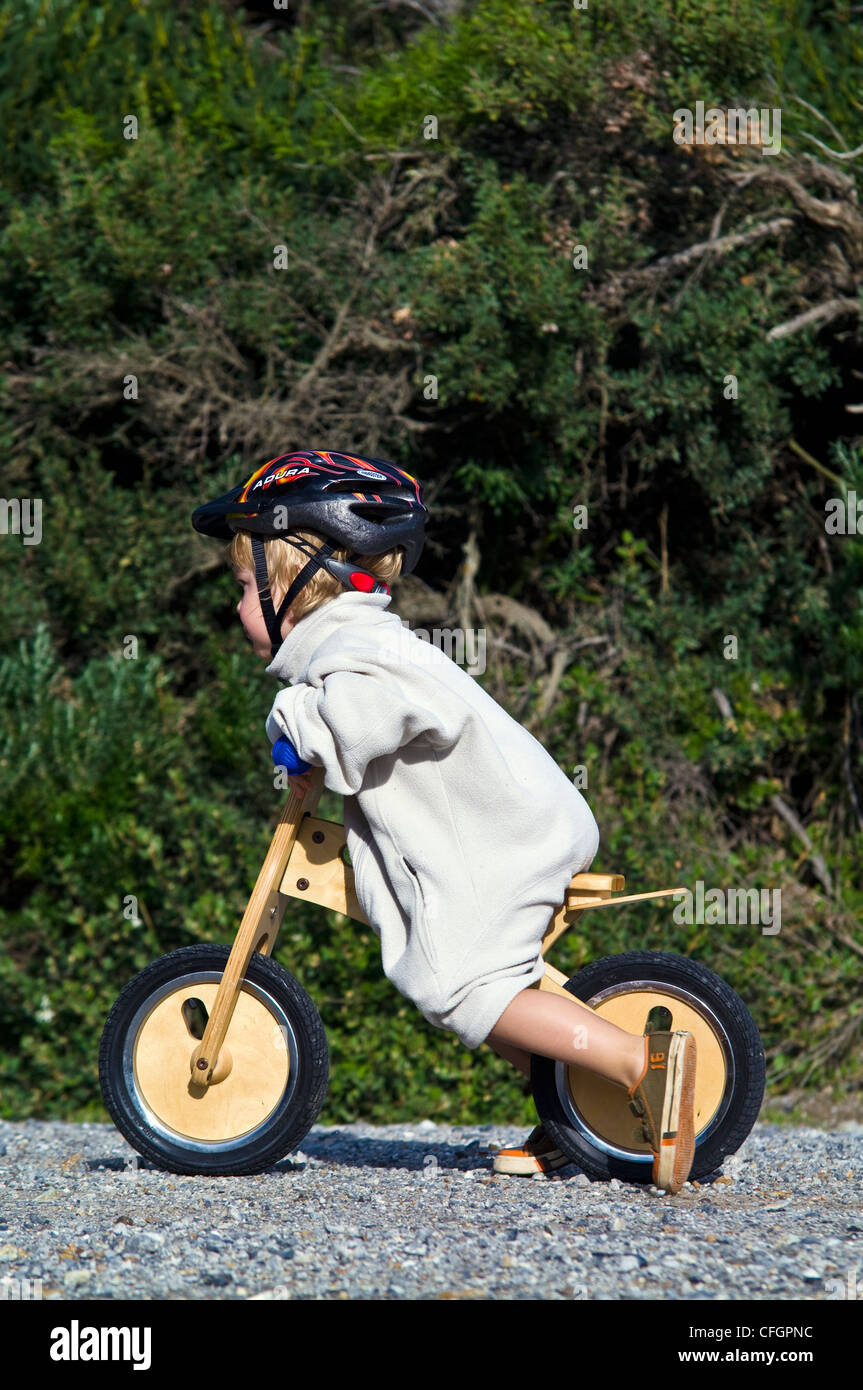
265,670,466,795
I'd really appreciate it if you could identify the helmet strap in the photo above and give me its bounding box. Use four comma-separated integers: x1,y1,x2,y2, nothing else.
251,532,390,660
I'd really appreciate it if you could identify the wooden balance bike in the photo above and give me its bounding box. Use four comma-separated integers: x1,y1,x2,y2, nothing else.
100,767,765,1183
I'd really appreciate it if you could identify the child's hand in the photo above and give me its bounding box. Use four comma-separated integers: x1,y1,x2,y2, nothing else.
272,736,313,796
272,736,312,776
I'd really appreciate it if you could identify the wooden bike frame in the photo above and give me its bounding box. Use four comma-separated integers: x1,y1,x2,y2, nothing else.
190,765,685,1086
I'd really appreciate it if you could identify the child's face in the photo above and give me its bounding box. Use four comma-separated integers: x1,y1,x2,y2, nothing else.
234,568,296,659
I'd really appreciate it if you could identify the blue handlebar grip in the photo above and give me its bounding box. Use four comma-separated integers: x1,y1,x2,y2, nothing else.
272,737,312,775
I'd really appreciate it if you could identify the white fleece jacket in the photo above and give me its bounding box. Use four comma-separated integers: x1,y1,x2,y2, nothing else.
265,591,600,1049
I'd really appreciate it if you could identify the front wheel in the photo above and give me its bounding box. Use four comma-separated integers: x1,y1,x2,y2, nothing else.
99,945,329,1176
530,951,765,1184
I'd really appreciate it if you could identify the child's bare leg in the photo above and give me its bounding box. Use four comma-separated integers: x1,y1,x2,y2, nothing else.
487,987,646,1090
486,1036,532,1079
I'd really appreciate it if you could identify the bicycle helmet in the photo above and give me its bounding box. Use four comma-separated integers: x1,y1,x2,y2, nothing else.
191,450,427,658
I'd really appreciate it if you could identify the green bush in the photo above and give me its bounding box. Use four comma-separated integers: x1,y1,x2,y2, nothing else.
1,0,861,1125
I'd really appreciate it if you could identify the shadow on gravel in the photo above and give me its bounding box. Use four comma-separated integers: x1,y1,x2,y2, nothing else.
270,1134,727,1186
84,1154,307,1175
84,1141,727,1186
273,1135,494,1173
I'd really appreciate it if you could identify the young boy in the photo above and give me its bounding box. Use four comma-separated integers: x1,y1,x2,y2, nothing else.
192,450,697,1194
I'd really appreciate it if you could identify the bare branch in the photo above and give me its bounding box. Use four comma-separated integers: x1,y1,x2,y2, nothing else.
325,102,367,145
645,217,795,272
801,154,859,200
728,166,863,247
454,531,480,636
786,437,847,488
843,697,863,834
800,133,863,162
473,592,557,646
598,217,794,302
368,0,444,23
392,414,442,432
166,552,224,594
770,794,833,896
532,647,570,723
790,93,850,152
766,296,861,341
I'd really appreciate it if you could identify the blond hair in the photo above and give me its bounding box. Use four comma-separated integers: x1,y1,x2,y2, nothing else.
227,529,404,623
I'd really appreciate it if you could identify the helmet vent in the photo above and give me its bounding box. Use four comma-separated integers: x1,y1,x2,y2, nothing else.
350,500,407,518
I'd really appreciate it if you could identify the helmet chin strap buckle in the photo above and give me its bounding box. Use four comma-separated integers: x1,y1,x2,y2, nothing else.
320,556,390,596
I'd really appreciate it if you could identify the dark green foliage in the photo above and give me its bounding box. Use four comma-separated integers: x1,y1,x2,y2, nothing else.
1,0,861,1125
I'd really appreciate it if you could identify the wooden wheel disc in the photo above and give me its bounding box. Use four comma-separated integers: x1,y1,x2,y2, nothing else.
133,981,290,1143
565,988,728,1154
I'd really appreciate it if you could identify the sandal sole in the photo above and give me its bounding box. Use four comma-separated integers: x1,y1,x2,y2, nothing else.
654,1032,696,1194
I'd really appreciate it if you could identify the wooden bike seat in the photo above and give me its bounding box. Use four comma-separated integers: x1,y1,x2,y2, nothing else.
568,872,626,895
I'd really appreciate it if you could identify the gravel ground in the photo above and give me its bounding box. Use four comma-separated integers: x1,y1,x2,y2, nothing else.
0,1118,861,1302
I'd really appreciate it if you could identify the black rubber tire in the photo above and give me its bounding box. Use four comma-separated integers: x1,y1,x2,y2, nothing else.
99,945,329,1176
530,951,765,1185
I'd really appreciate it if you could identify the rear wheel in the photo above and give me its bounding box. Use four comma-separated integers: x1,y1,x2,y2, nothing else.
530,951,765,1184
99,945,328,1176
